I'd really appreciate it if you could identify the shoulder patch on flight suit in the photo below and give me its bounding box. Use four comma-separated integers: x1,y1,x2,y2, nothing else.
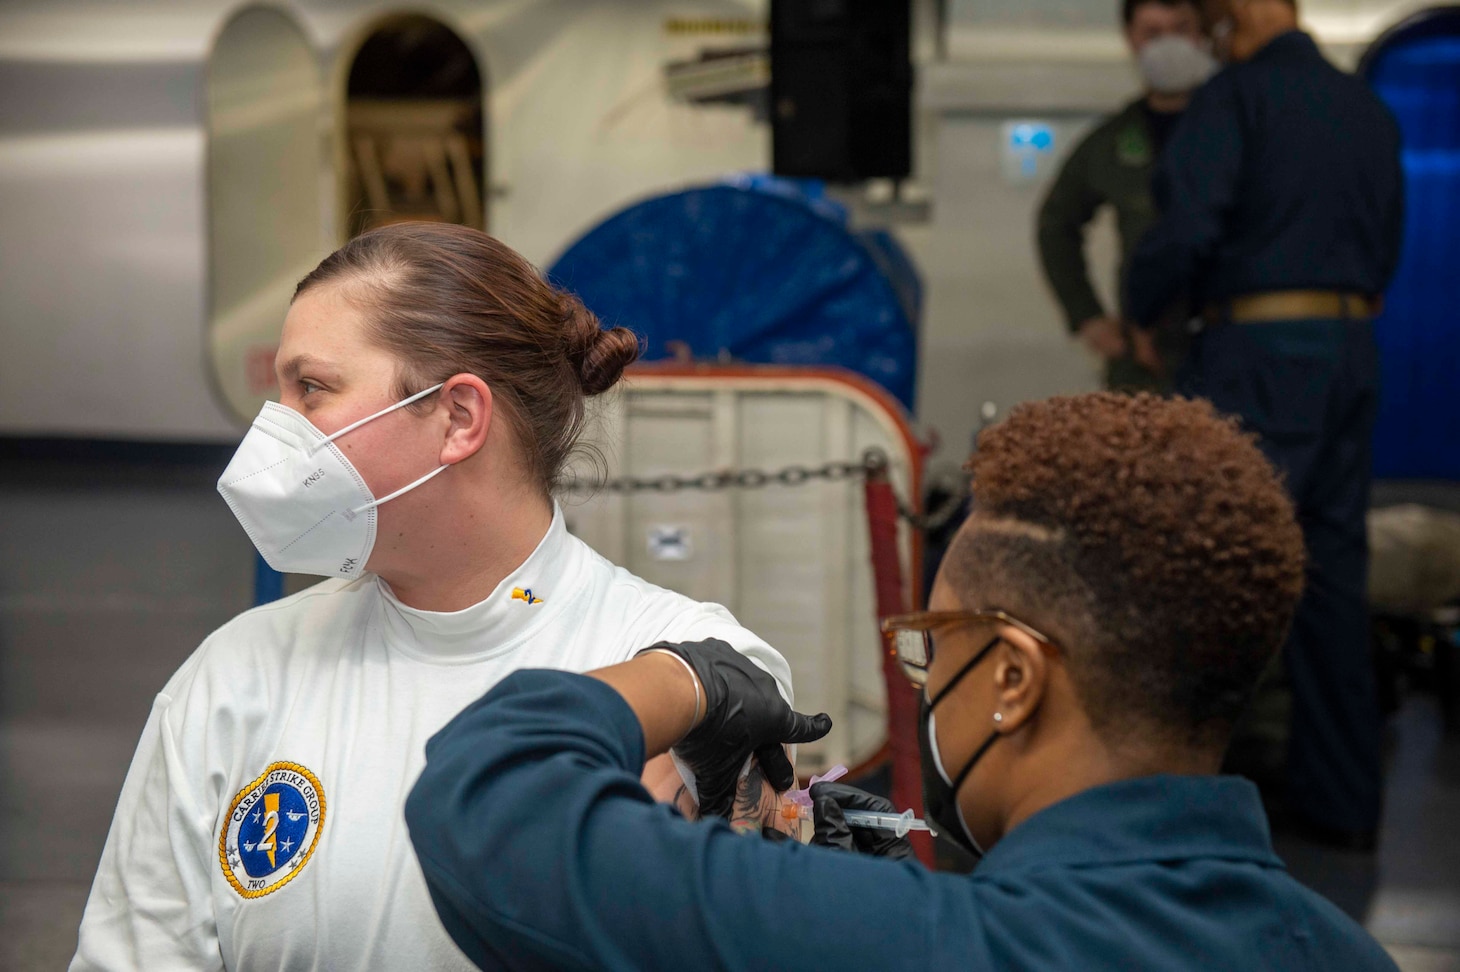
219,761,326,898
1117,125,1152,166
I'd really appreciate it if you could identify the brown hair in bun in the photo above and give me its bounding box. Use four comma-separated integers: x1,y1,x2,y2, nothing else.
293,222,641,493
561,295,642,396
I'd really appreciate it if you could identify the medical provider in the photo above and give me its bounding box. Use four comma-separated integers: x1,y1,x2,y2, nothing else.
1036,0,1214,391
407,393,1399,971
71,223,795,971
1125,0,1403,851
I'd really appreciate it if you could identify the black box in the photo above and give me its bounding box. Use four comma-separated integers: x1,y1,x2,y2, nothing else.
770,0,913,181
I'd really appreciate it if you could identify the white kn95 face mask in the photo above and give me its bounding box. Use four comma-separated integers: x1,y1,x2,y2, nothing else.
217,383,446,579
1138,35,1217,96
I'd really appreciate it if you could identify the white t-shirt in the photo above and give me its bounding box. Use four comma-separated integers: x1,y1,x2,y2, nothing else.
72,508,791,971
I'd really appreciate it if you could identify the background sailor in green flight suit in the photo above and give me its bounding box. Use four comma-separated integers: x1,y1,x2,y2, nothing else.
1036,0,1216,391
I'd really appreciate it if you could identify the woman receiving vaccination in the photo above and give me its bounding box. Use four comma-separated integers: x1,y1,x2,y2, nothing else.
71,223,794,971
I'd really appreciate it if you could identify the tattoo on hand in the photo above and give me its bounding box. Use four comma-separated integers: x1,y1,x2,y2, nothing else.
728,762,798,839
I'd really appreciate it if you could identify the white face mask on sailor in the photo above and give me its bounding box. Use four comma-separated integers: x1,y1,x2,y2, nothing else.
1138,34,1218,94
1209,15,1237,62
217,384,447,579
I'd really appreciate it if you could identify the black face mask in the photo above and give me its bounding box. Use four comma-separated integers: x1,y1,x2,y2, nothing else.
918,636,1002,860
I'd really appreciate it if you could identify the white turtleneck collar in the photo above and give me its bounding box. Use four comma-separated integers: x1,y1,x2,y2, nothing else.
374,504,585,663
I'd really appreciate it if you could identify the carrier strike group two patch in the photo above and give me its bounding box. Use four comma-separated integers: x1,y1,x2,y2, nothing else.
219,761,326,898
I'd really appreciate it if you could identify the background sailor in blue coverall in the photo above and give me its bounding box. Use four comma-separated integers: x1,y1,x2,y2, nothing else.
1125,0,1404,848
405,393,1398,972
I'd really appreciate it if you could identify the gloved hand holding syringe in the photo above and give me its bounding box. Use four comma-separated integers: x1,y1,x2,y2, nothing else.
781,764,936,839
781,801,934,838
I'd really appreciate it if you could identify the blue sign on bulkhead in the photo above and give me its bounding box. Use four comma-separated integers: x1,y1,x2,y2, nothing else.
1001,121,1057,183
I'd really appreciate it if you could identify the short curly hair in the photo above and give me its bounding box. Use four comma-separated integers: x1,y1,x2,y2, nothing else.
946,393,1305,750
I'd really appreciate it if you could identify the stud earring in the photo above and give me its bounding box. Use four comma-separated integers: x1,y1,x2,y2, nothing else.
993,712,1004,725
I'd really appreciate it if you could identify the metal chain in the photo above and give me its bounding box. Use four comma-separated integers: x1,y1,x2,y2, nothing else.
561,448,967,532
901,490,968,533
561,456,867,495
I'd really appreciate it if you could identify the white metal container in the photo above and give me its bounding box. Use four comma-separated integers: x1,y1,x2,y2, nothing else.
563,365,923,774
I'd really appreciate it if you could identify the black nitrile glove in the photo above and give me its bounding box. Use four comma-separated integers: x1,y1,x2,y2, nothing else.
810,782,915,860
638,638,832,817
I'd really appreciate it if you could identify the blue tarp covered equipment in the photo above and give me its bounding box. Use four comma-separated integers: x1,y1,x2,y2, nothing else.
1363,11,1460,480
547,175,921,409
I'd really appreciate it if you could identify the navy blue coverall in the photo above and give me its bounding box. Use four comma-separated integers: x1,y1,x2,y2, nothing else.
405,670,1398,971
1126,31,1404,837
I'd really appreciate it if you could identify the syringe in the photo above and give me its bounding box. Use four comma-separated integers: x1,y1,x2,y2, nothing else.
781,802,935,838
